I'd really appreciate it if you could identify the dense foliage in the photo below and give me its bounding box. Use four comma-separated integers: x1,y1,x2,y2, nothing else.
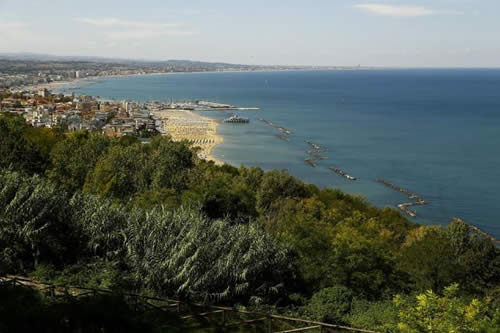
1,113,499,331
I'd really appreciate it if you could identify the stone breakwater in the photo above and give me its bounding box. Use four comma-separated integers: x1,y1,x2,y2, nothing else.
376,179,429,218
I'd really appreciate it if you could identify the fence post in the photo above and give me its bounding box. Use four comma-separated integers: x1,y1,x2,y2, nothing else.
221,309,226,326
267,315,272,333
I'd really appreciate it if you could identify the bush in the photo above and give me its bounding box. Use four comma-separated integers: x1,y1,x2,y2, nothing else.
347,299,398,332
305,286,354,324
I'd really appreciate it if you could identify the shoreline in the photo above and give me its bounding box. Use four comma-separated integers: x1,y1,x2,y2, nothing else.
24,75,228,165
152,109,224,165
21,67,344,92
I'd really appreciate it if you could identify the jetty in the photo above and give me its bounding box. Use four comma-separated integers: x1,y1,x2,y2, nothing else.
375,178,430,218
196,101,260,111
397,200,428,218
376,178,420,200
329,166,356,180
304,159,316,168
308,150,328,160
259,118,294,141
196,101,233,109
276,133,290,142
453,217,500,245
306,140,327,152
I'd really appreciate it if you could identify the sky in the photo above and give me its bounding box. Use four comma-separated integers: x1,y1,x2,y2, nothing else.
0,0,499,67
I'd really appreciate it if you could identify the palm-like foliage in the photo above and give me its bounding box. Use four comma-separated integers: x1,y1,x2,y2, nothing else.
0,171,293,302
124,207,292,302
0,171,75,271
70,193,128,260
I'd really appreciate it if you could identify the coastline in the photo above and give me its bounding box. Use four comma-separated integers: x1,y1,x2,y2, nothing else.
152,109,224,165
21,68,343,92
24,75,228,165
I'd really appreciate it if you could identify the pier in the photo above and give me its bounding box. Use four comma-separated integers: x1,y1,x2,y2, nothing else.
223,114,249,123
329,167,356,180
149,100,260,112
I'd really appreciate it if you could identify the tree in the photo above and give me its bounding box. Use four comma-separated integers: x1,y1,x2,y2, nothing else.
83,143,150,200
149,136,194,192
305,286,354,324
256,170,310,215
447,219,500,294
398,226,459,292
0,114,48,174
394,284,500,332
48,131,112,192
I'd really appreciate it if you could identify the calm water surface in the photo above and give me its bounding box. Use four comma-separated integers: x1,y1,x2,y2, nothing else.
60,69,500,237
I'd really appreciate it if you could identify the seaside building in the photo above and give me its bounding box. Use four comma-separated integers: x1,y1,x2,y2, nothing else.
38,88,50,98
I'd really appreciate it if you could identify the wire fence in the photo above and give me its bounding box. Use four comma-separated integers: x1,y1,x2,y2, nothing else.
0,275,379,333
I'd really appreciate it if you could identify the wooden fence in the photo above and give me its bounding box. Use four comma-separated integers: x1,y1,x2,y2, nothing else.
0,275,379,333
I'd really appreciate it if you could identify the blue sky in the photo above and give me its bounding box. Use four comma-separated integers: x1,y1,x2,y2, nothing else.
0,0,499,67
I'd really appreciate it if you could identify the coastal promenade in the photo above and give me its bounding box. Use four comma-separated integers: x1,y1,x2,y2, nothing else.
153,109,223,164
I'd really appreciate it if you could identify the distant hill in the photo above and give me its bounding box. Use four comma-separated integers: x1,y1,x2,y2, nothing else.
0,53,252,68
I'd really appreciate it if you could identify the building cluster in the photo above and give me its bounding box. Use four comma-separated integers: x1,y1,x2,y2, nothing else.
0,58,317,90
0,88,161,138
0,69,149,89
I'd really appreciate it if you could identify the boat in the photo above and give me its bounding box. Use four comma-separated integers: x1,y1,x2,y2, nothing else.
223,114,249,123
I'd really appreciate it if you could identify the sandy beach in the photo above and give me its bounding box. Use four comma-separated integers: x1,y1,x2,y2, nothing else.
23,80,80,91
23,78,226,165
152,109,224,165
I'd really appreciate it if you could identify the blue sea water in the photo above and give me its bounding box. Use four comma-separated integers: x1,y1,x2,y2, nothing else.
61,69,500,237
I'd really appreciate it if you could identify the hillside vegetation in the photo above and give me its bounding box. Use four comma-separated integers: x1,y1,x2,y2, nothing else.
1,113,499,332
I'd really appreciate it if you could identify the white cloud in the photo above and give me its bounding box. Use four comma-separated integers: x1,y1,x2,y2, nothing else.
354,4,437,17
75,17,192,40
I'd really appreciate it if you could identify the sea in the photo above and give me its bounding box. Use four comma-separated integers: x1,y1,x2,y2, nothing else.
57,69,500,238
